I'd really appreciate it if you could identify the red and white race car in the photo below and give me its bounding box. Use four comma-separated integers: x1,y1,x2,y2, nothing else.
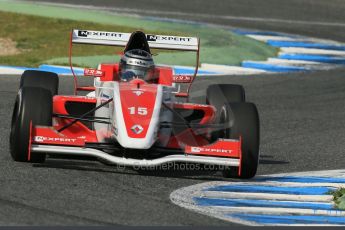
10,29,260,178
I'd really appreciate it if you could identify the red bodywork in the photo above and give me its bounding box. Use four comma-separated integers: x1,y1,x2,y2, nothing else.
31,63,241,164
29,30,243,173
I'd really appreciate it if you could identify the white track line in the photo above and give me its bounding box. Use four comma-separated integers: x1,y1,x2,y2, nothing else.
246,35,302,42
222,181,345,188
200,63,268,74
266,58,323,65
271,224,345,227
202,191,333,202
199,206,345,216
265,58,339,70
246,35,342,45
265,170,345,178
0,67,25,75
279,47,345,56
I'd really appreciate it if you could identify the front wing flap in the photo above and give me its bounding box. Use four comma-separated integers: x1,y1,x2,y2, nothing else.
30,126,242,174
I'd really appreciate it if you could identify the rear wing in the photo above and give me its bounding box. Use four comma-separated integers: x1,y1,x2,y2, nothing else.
72,29,199,51
69,29,200,99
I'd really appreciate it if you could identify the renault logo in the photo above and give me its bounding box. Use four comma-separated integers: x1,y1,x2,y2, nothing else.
133,90,143,96
131,125,144,134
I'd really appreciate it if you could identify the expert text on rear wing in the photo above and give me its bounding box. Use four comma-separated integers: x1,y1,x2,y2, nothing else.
72,29,200,51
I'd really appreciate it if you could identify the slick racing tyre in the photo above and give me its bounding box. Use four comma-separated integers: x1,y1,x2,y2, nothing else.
20,70,59,96
220,102,260,179
10,87,53,163
206,84,245,112
206,84,246,142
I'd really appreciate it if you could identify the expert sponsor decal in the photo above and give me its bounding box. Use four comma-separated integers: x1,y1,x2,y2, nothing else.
147,34,192,42
34,136,78,143
78,30,125,38
190,147,233,154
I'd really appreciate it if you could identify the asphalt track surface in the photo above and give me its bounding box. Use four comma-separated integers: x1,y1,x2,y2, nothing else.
0,0,344,226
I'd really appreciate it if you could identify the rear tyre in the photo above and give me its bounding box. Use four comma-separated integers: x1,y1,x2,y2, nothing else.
10,87,53,163
220,102,260,179
20,70,59,96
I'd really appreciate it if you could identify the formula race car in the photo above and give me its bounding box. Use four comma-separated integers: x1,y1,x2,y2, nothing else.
10,29,260,178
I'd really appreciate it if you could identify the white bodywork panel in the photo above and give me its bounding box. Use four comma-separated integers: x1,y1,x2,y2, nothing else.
93,78,175,149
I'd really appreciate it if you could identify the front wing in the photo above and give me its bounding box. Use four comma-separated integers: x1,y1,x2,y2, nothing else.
30,125,243,175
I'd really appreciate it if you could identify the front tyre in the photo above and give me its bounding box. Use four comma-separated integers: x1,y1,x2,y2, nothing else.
220,102,260,179
20,70,59,96
206,84,246,142
10,87,53,163
206,84,245,112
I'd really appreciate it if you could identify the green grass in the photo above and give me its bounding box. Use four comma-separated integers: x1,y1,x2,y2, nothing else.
0,11,173,67
328,187,345,209
0,1,277,68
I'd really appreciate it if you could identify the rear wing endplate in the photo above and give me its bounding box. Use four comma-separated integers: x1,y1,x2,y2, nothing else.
72,29,199,51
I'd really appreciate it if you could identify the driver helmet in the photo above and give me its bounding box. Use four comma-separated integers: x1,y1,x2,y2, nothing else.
119,49,155,82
